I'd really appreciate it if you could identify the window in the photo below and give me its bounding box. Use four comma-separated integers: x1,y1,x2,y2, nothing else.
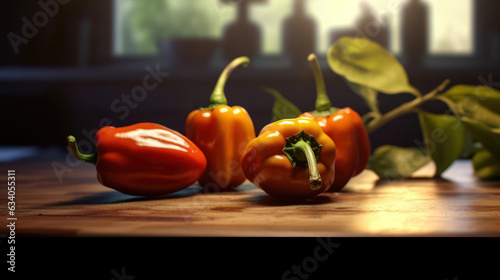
113,0,473,57
425,0,473,54
113,0,236,56
307,0,473,55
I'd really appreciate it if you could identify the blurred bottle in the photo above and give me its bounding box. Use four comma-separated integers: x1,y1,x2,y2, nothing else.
283,0,315,69
475,0,500,67
221,0,263,61
354,2,390,49
401,0,428,68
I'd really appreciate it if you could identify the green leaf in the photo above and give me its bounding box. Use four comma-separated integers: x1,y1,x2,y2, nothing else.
369,145,431,179
327,37,419,96
442,85,500,118
439,85,500,159
472,148,500,180
461,120,500,160
418,111,466,177
262,87,302,121
345,80,380,115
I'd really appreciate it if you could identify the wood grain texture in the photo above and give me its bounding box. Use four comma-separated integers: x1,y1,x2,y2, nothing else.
1,160,500,237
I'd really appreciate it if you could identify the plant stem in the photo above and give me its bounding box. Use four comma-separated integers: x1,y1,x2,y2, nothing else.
293,139,322,190
364,79,451,134
208,56,250,109
67,135,98,165
362,111,381,124
308,53,332,112
282,130,323,190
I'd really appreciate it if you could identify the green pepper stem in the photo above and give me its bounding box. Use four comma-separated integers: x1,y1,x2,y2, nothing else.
294,139,322,190
67,135,98,165
283,130,323,190
308,53,332,112
209,56,250,108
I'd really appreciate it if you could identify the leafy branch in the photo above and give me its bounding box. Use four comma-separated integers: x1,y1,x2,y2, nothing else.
327,37,500,180
363,78,450,134
267,37,500,180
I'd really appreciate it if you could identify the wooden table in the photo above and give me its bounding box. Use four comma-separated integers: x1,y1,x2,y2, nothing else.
1,159,500,237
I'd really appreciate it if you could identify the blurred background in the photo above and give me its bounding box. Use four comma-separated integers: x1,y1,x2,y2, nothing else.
0,0,499,162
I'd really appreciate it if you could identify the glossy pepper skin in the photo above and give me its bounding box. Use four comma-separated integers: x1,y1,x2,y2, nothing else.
300,109,370,190
241,117,336,199
186,57,256,190
67,123,207,196
300,54,370,191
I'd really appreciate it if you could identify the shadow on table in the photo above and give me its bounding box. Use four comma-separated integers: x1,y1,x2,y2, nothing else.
339,176,465,194
373,176,456,187
248,193,337,206
52,187,201,206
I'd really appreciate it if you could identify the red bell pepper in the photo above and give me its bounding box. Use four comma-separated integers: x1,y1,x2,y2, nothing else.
67,123,207,196
300,54,371,191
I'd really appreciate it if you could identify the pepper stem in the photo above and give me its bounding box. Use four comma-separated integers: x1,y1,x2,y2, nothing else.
308,53,332,112
67,135,98,165
208,56,250,109
282,130,323,190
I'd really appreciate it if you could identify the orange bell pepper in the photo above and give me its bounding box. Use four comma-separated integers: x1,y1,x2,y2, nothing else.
241,117,336,199
300,54,370,191
186,57,256,190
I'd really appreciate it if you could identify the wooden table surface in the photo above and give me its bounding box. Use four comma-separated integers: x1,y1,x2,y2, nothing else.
1,159,500,237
